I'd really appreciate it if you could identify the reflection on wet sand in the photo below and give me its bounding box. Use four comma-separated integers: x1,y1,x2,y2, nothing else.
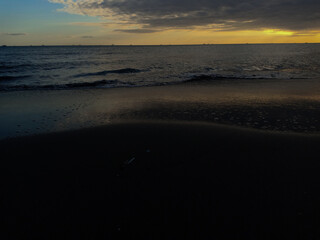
0,78,320,139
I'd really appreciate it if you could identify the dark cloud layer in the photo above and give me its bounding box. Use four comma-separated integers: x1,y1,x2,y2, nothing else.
114,29,160,34
4,33,27,36
81,35,94,38
54,0,320,32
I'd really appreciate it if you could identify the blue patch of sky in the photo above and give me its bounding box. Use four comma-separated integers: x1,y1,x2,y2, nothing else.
0,0,100,34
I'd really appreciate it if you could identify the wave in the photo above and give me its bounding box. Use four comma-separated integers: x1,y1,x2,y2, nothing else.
182,74,259,83
0,64,33,70
181,73,307,83
0,62,106,73
74,68,144,77
0,79,135,91
0,73,306,92
0,75,31,81
0,64,35,74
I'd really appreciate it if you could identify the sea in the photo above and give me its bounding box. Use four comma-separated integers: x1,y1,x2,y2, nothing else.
1,44,320,91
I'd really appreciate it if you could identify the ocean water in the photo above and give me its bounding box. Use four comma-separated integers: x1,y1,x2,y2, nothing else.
0,44,320,91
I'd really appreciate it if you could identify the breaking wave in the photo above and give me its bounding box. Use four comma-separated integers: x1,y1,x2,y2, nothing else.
0,79,136,91
0,73,309,92
74,68,144,78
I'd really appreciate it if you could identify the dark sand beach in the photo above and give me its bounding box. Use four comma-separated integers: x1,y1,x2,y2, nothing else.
1,80,320,239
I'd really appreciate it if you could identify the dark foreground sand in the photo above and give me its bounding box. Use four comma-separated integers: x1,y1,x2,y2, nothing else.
1,121,320,240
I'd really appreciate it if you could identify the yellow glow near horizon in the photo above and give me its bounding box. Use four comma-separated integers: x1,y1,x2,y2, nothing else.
1,26,319,45
114,29,319,45
263,29,294,36
100,27,319,45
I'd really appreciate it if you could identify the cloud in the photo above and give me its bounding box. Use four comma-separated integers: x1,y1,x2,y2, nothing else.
81,35,94,38
4,33,27,36
114,29,161,34
290,31,319,37
49,0,320,33
69,22,110,27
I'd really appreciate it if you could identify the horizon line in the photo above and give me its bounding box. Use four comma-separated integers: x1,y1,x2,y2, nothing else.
1,42,319,47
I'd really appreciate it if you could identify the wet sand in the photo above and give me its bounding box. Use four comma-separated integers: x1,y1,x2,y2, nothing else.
1,78,320,139
1,80,320,239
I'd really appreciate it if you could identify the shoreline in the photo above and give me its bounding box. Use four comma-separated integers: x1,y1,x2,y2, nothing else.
1,79,320,140
0,76,318,92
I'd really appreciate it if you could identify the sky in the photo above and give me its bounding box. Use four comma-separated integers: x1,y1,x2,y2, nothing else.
1,0,320,45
